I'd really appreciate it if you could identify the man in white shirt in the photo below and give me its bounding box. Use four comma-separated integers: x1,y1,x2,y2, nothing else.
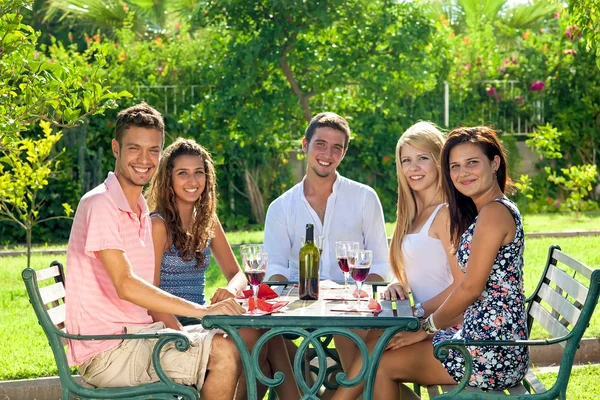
264,112,392,283
264,111,392,378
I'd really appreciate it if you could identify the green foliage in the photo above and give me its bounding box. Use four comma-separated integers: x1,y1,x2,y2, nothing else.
0,0,128,150
546,164,598,217
0,121,72,268
527,123,563,160
0,0,130,246
569,0,600,69
512,174,534,210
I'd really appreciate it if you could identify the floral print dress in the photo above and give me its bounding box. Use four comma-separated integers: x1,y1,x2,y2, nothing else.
432,198,529,390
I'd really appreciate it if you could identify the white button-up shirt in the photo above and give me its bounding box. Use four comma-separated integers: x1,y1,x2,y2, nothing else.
264,173,392,282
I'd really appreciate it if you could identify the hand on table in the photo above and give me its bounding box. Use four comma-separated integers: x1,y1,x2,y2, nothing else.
203,298,245,316
210,287,237,304
381,282,408,301
385,329,428,351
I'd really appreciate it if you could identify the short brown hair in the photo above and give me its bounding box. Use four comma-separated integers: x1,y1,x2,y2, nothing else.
115,102,165,146
305,112,351,149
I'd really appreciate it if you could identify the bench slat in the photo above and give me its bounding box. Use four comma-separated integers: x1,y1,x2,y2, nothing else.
552,250,593,280
36,265,62,282
47,304,66,326
545,264,588,305
525,369,547,393
39,282,66,305
427,385,441,398
506,384,529,394
529,302,570,346
537,283,581,327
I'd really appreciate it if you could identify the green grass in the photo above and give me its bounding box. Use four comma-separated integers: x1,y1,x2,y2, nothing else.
1,237,599,383
384,211,600,236
4,211,598,253
537,364,600,400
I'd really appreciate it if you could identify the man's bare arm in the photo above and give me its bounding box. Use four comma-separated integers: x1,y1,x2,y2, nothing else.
98,249,244,318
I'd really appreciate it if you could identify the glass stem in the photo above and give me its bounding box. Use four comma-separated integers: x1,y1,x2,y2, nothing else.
356,281,363,310
344,272,349,296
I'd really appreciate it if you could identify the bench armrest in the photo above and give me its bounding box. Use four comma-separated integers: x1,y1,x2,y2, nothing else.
431,335,574,397
57,329,190,386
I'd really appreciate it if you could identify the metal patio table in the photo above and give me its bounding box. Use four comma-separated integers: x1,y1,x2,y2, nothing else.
201,282,419,399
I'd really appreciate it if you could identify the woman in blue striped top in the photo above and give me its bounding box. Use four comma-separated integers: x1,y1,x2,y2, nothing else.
146,138,299,399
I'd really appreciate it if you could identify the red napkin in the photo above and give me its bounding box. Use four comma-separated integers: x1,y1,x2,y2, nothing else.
246,298,289,315
236,283,279,300
368,298,383,314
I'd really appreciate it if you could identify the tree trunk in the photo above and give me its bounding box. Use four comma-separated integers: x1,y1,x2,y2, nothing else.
26,226,32,269
244,167,266,224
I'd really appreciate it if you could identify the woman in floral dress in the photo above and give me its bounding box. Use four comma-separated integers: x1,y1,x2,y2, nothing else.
331,126,528,400
431,126,529,389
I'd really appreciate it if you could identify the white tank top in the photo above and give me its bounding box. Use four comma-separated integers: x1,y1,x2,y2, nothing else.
402,203,453,304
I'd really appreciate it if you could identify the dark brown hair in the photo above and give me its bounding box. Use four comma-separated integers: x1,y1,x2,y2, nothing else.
441,126,514,250
145,138,217,265
305,112,351,149
115,102,165,147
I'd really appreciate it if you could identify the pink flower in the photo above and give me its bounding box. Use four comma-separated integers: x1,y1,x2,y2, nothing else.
554,12,560,19
566,25,582,40
554,201,560,208
529,81,545,92
563,49,577,56
33,51,39,59
464,63,472,69
486,86,497,96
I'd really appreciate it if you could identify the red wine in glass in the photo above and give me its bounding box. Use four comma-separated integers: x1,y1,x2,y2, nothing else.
245,270,266,287
349,266,370,282
337,256,350,273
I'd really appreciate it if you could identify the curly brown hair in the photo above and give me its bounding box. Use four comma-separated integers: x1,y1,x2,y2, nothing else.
146,138,217,265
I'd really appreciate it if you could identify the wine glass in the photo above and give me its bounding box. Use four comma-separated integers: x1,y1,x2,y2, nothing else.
240,244,268,312
335,241,359,296
348,249,372,310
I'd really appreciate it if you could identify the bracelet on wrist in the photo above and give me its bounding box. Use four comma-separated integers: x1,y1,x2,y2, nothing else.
422,314,440,334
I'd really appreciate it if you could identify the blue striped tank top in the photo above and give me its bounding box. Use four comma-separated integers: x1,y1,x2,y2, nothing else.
153,214,211,305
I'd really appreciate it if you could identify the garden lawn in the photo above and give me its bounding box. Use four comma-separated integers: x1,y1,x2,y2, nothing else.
0,236,598,382
384,211,600,236
5,212,598,253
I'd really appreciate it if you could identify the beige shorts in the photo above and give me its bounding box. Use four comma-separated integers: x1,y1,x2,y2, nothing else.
79,322,216,390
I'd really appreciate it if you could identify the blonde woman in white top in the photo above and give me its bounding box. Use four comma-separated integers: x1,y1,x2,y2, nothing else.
331,121,463,400
383,122,463,346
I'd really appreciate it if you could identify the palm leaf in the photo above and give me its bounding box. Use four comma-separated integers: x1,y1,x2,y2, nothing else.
504,0,560,31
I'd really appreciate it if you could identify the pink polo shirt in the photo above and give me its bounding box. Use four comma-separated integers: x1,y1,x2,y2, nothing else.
65,172,154,366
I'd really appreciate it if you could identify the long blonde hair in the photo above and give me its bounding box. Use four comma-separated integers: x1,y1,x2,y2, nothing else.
389,122,445,290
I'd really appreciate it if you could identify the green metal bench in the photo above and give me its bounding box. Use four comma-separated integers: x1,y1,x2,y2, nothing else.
423,244,600,399
22,262,199,400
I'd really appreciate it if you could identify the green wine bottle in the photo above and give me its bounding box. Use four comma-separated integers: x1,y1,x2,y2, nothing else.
299,223,320,300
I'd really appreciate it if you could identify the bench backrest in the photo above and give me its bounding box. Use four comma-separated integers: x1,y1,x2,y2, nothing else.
22,262,75,385
526,244,600,384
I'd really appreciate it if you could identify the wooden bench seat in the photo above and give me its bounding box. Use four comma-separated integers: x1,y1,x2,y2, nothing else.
422,245,600,399
22,261,200,400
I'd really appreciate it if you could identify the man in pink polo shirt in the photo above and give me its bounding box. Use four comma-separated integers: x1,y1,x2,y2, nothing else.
65,103,244,400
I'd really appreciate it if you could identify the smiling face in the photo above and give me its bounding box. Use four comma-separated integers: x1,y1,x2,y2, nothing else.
171,154,206,207
400,144,439,193
448,142,500,198
302,126,347,178
112,126,162,189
